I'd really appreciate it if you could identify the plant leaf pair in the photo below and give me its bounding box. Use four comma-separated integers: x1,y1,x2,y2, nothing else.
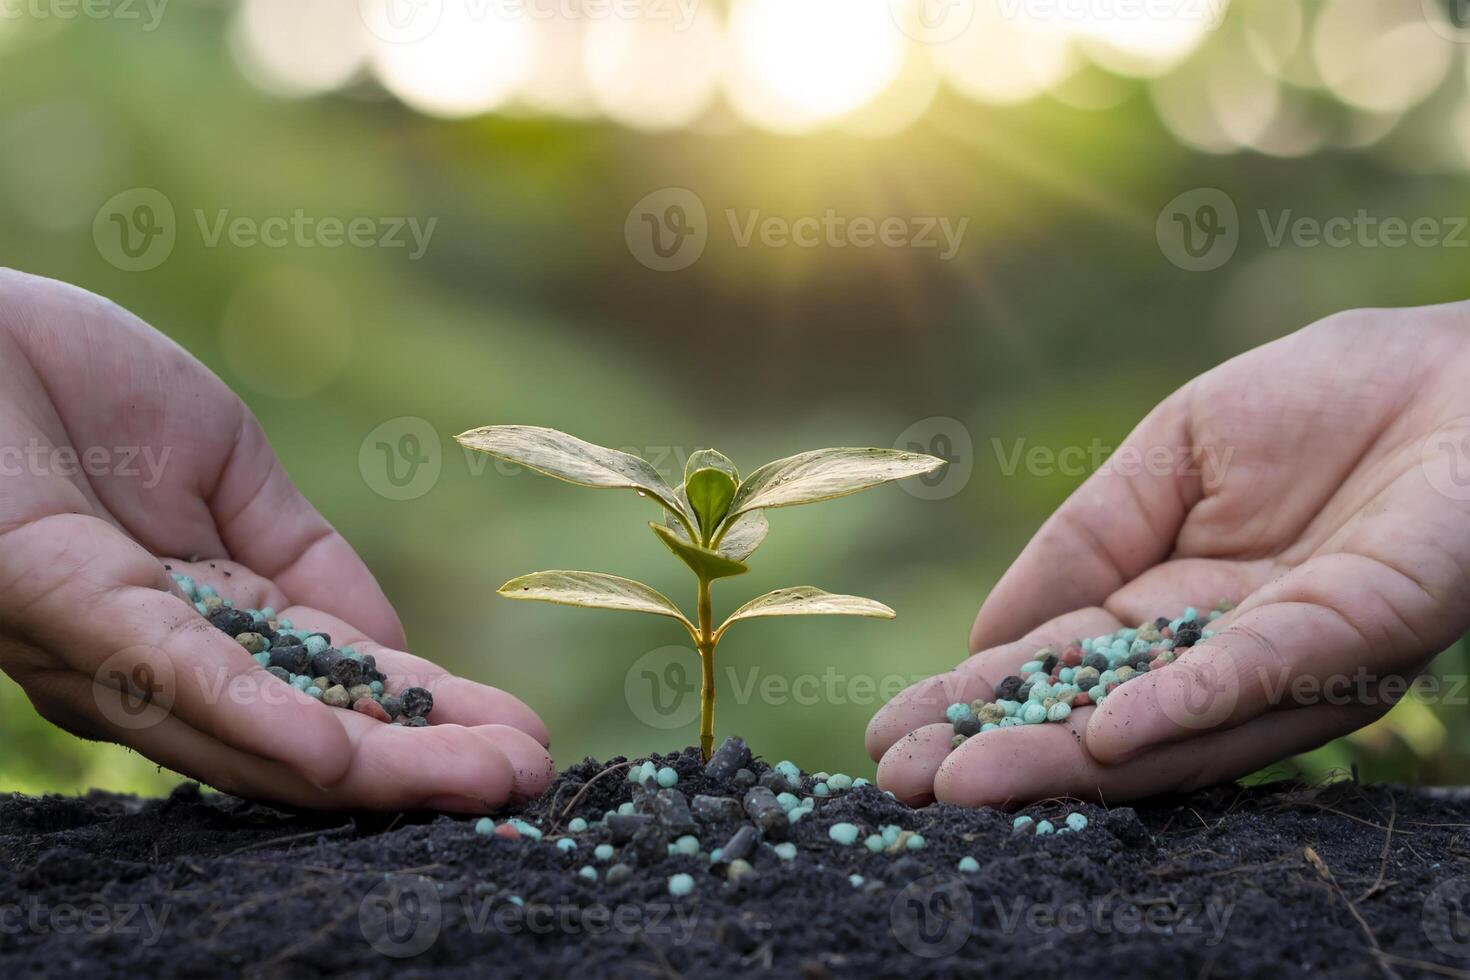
497,573,890,642
458,423,949,757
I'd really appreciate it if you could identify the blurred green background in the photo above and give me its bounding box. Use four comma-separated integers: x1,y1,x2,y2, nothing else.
3,0,1470,798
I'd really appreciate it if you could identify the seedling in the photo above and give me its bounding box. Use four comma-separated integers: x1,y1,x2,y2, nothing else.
455,426,947,758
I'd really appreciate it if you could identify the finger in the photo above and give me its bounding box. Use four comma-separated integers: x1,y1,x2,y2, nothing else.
1101,556,1279,626
160,558,290,614
333,720,555,810
210,416,407,649
3,514,354,788
875,723,955,806
935,700,1382,807
866,607,1123,761
1088,547,1455,764
278,605,551,746
47,666,553,811
0,275,404,648
969,393,1197,652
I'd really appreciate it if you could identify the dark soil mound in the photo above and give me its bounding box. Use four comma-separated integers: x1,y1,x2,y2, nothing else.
1,746,1465,979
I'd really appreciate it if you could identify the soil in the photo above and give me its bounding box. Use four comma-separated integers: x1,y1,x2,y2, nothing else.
2,746,1467,979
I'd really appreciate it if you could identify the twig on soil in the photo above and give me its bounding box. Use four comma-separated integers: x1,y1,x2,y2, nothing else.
1196,858,1298,880
637,935,684,980
1279,800,1407,835
553,760,637,830
259,901,359,974
230,859,449,878
224,822,356,856
1355,796,1396,903
1371,953,1470,979
742,943,775,971
207,882,331,938
1304,846,1402,980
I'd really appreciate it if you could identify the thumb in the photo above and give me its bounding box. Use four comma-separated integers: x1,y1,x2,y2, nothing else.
210,416,407,649
970,391,1197,652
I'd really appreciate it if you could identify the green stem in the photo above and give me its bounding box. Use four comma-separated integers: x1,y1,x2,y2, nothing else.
696,574,715,760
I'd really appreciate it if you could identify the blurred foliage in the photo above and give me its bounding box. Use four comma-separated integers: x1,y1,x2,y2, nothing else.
1,0,1470,799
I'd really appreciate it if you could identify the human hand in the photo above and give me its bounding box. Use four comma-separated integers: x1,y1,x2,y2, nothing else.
0,270,552,811
868,302,1470,806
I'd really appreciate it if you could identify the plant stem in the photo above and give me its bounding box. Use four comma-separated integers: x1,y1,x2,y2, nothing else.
696,574,715,760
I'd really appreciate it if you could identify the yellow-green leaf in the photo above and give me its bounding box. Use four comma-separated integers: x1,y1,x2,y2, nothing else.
686,467,736,541
714,510,769,561
725,447,947,523
649,522,748,581
498,570,694,633
685,448,739,484
717,586,894,637
665,485,769,561
456,425,695,531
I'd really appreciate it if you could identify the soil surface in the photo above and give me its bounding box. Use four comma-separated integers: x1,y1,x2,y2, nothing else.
2,746,1468,979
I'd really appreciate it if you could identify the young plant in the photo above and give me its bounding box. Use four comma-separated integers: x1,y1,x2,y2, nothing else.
455,425,947,758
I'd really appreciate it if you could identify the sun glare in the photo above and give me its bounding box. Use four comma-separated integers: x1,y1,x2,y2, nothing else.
1052,0,1227,76
366,0,533,119
725,0,906,132
583,1,725,130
